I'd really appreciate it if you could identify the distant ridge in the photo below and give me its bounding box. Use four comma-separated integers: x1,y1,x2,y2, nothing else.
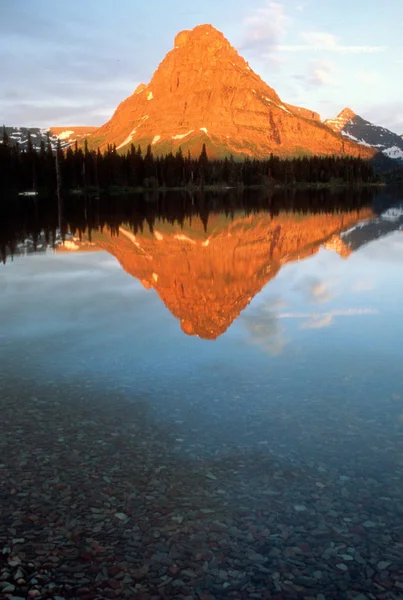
1,126,97,150
325,109,403,162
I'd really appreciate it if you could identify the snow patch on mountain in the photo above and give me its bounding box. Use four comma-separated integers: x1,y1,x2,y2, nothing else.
381,207,403,221
172,130,194,140
383,146,403,160
117,128,137,149
57,130,75,140
341,131,372,147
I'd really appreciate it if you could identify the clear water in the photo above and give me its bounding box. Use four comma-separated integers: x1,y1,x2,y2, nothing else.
2,191,403,466
1,188,403,596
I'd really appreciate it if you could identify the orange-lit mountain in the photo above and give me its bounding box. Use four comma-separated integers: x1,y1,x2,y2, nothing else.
90,209,373,339
86,24,375,160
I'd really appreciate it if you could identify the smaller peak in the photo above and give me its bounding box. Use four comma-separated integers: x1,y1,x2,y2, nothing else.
338,107,356,120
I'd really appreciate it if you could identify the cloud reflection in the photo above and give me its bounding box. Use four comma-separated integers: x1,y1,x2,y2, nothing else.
352,279,375,292
242,308,286,356
278,308,378,329
294,275,336,304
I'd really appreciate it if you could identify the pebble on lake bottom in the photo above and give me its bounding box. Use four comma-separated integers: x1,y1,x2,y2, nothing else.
1,379,403,599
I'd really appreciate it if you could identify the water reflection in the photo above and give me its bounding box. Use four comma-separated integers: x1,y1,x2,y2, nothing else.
2,188,403,598
2,187,402,340
94,209,378,339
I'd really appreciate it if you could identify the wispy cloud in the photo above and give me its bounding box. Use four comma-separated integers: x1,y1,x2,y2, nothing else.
362,102,403,136
279,31,386,54
241,1,290,64
294,59,339,89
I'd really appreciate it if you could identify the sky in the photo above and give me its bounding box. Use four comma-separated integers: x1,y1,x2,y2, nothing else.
1,0,402,133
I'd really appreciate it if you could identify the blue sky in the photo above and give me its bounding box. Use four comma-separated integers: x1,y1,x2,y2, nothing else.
1,0,402,133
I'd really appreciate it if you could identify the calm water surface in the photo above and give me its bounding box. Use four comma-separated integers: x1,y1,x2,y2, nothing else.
1,187,403,597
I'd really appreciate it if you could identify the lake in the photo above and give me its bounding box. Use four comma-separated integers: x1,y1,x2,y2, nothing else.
1,186,403,598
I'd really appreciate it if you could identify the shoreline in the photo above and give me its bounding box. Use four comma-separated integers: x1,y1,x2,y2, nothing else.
67,181,386,196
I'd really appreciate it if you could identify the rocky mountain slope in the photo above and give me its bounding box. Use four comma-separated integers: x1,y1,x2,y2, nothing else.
2,126,97,150
86,24,375,160
90,208,374,339
325,109,403,162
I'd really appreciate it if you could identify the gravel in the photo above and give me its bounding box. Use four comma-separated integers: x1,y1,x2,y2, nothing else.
1,375,403,599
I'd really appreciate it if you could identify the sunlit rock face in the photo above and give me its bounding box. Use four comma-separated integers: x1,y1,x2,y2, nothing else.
92,208,374,339
86,24,375,160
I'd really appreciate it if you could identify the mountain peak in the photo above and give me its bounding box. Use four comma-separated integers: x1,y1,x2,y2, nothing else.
324,107,357,132
86,26,375,160
174,24,225,48
325,108,403,162
338,107,356,121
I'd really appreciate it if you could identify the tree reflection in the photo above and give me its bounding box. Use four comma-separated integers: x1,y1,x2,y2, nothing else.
2,186,397,339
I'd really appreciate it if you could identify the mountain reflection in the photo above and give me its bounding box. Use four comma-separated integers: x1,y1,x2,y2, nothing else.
1,187,401,339
92,210,375,339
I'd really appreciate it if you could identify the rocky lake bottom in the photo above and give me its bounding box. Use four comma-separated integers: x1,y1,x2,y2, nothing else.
1,372,403,600
1,191,403,599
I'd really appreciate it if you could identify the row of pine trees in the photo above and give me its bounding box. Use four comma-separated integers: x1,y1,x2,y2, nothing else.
0,128,377,195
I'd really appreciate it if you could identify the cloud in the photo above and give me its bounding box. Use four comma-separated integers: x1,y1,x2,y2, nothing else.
357,230,403,262
0,3,142,127
361,102,403,136
309,61,337,86
279,31,386,54
294,60,339,89
241,1,290,64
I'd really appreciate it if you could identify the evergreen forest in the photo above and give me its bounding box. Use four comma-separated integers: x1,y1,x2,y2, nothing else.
0,128,379,198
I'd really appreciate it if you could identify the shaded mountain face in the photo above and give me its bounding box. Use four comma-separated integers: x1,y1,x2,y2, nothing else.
89,208,374,339
86,24,375,160
1,126,97,150
325,109,403,162
341,205,403,250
